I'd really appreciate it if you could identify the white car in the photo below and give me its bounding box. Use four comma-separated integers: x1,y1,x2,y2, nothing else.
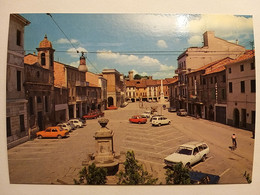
177,109,188,116
57,123,72,132
68,119,83,128
151,116,170,126
141,111,152,118
164,141,209,168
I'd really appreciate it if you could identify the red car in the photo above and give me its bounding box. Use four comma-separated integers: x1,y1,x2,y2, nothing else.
107,105,118,110
129,115,147,124
83,113,99,119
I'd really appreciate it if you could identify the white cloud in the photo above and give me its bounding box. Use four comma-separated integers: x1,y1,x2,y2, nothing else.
57,38,79,44
67,47,88,58
188,35,203,46
188,15,253,43
97,50,162,67
157,40,168,48
69,60,80,68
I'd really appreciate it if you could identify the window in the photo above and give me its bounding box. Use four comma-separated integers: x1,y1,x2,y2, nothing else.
240,65,244,72
251,62,255,70
37,96,42,103
251,80,256,93
41,53,46,65
50,53,53,67
203,78,206,85
229,82,233,93
16,30,21,46
228,68,231,73
17,70,21,91
6,117,11,137
222,75,226,83
214,76,217,83
252,111,256,125
20,115,25,132
193,147,199,155
210,77,213,84
45,129,51,132
241,81,245,93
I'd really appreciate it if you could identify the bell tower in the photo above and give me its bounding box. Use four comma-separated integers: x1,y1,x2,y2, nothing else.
36,34,55,70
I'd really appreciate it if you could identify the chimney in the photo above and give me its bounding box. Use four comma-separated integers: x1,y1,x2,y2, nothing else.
203,31,214,47
129,71,134,81
78,52,88,72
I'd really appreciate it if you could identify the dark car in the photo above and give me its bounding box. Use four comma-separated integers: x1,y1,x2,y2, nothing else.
189,171,220,184
168,107,177,112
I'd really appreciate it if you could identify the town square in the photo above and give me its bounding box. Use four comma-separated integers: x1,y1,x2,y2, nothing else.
1,5,259,195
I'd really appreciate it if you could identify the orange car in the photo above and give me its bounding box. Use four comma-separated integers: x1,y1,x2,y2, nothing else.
36,126,69,139
129,115,147,124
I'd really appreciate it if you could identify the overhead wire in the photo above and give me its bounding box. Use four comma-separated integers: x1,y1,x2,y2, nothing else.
46,13,101,73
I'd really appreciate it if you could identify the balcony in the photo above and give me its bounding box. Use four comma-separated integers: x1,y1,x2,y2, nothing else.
75,81,87,87
175,68,186,74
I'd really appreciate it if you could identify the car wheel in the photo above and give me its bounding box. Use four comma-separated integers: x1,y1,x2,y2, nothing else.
201,155,206,162
138,121,141,124
76,125,79,128
158,123,161,127
38,135,43,139
185,163,191,169
57,135,62,139
168,121,171,125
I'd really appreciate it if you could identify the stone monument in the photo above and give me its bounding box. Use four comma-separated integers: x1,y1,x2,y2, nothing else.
83,118,119,174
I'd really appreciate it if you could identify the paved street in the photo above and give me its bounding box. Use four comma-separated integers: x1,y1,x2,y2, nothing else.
8,102,254,185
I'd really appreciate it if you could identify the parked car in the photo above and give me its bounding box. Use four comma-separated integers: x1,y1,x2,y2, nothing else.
151,116,171,126
36,126,69,139
107,105,118,110
71,118,86,125
168,107,177,112
68,119,83,128
150,114,163,122
129,115,147,124
177,109,188,116
68,121,76,130
83,113,99,119
57,123,72,132
164,141,210,168
141,111,152,118
189,171,220,184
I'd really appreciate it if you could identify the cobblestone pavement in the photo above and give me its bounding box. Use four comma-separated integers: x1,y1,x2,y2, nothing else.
7,101,254,185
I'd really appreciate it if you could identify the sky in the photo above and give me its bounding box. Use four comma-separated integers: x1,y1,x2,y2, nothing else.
21,14,254,79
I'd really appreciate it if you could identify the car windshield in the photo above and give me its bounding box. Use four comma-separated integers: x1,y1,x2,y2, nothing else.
176,147,193,155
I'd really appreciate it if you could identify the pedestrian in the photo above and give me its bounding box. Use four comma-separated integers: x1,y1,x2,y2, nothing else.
231,134,237,150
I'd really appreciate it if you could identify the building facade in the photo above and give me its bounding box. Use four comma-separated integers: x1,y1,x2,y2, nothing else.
6,14,30,148
102,69,124,107
175,31,246,111
24,35,56,137
226,50,255,131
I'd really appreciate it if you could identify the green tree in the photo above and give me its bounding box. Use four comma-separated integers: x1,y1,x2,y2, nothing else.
165,162,191,184
134,74,142,80
117,151,158,185
74,163,107,185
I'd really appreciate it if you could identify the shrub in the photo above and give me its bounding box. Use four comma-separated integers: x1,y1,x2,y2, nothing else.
74,163,107,185
165,162,191,184
117,151,158,185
